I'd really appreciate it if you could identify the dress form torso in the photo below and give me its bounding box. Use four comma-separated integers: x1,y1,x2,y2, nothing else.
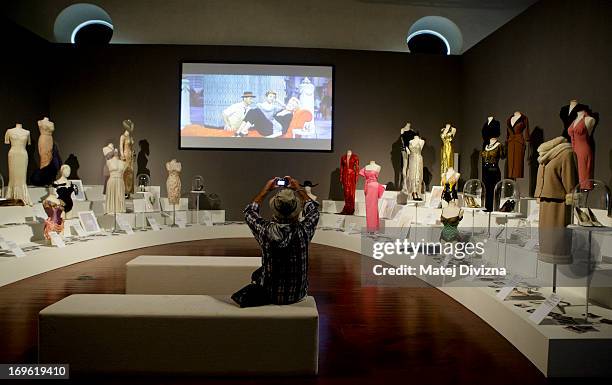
359,162,385,232
340,151,359,215
105,156,126,214
568,111,595,189
440,124,456,183
37,118,55,169
506,112,530,179
166,159,182,205
408,136,425,195
5,125,32,205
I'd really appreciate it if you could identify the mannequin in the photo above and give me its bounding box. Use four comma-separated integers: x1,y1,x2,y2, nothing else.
300,181,318,202
103,144,126,214
400,123,416,193
4,124,32,205
440,123,456,184
42,187,64,240
340,149,359,215
534,137,576,264
567,108,595,189
481,137,505,211
166,159,182,205
359,161,385,232
53,165,76,214
408,135,425,200
120,120,135,196
441,167,460,204
560,99,589,140
481,116,500,150
506,111,530,179
440,201,463,242
37,117,55,169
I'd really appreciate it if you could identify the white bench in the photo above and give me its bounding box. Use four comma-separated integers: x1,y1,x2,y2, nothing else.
126,255,260,295
39,294,319,375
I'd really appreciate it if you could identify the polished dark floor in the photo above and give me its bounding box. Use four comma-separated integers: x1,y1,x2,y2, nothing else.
0,238,606,384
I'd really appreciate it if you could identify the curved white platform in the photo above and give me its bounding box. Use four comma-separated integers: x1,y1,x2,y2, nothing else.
1,215,612,377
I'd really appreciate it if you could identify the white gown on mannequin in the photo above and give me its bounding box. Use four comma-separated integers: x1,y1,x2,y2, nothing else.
408,137,424,194
105,158,126,214
5,127,32,205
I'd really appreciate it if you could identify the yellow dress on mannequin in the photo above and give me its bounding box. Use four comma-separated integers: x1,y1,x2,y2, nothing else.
440,126,455,184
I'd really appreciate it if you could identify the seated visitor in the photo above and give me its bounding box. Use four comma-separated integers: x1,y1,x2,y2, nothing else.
236,176,320,306
222,91,255,131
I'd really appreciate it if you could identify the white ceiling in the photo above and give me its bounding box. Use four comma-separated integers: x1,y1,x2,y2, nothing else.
1,0,536,53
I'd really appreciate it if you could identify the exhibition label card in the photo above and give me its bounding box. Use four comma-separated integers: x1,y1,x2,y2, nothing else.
7,241,25,257
344,223,357,234
529,293,562,324
175,214,187,229
335,216,345,230
202,211,213,226
33,204,48,221
496,274,523,300
147,217,161,231
72,222,87,237
117,219,134,235
0,236,9,250
523,239,539,251
49,232,66,248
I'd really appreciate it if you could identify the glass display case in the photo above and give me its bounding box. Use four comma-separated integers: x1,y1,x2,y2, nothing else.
493,179,520,215
462,179,485,238
137,173,150,193
569,179,612,323
190,175,206,224
191,175,205,192
571,179,610,227
463,179,485,209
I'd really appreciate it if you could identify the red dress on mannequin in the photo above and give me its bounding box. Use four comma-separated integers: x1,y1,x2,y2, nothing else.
340,152,359,215
568,112,594,189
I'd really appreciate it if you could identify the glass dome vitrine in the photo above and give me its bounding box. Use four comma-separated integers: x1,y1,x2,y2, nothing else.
463,179,485,209
493,179,520,215
137,174,150,193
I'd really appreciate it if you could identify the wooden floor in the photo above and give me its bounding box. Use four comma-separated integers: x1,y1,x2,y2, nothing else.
0,238,606,384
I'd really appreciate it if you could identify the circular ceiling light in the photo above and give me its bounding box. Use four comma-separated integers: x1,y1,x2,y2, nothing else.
54,3,113,44
406,16,463,55
406,29,450,55
70,20,113,44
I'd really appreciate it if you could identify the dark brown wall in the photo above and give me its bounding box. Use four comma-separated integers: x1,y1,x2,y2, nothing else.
459,0,612,195
49,45,462,219
0,18,50,184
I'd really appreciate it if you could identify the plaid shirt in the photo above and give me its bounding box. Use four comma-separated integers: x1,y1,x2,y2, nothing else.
244,200,320,305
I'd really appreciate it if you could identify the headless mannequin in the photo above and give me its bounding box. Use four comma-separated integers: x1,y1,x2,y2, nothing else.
346,149,352,163
304,186,317,201
365,160,381,172
568,100,578,115
574,110,596,134
442,123,456,137
487,116,494,124
486,137,501,150
510,111,522,127
400,123,413,193
408,135,425,200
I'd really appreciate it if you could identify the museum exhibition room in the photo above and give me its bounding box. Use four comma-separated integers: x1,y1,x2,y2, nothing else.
1,0,612,383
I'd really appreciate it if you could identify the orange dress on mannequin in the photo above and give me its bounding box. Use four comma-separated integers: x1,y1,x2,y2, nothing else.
568,112,594,189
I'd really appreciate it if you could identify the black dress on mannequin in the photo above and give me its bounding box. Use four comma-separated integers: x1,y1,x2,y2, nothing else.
481,141,505,211
400,129,417,149
53,183,76,213
481,119,501,150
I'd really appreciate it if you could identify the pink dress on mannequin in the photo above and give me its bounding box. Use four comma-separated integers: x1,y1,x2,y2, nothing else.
359,167,386,232
568,113,593,189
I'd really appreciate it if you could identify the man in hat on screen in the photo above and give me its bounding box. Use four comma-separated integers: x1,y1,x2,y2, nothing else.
222,91,255,131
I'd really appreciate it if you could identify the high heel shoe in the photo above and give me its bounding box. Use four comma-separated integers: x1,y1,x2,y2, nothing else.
499,199,516,213
587,208,604,227
575,207,593,227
